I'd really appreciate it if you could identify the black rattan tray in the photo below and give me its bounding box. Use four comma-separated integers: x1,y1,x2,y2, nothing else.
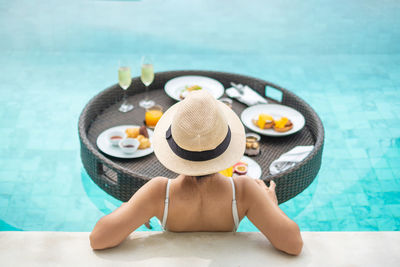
78,70,324,203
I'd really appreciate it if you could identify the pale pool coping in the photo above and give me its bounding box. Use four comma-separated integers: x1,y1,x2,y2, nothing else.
0,231,399,266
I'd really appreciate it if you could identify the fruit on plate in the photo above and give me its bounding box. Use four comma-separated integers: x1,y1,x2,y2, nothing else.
179,85,202,99
186,85,202,91
233,162,248,176
273,117,293,132
219,166,233,177
252,114,274,129
219,161,248,177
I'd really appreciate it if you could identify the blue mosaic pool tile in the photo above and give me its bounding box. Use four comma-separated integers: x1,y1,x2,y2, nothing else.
351,206,372,219
333,206,353,218
380,180,400,193
349,148,369,159
374,168,395,180
21,209,47,230
376,217,398,231
389,205,400,219
351,193,370,206
391,169,400,181
335,217,359,231
339,168,361,181
386,157,400,169
0,182,15,195
357,218,380,231
383,192,400,205
369,158,390,168
364,191,385,206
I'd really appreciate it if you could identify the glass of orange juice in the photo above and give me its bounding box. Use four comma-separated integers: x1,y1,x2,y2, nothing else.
145,105,163,128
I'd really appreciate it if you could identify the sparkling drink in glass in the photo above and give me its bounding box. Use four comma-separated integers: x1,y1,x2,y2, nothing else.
118,65,134,112
139,56,155,108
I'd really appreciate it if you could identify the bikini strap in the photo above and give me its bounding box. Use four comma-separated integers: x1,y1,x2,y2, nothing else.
229,177,240,231
161,179,171,230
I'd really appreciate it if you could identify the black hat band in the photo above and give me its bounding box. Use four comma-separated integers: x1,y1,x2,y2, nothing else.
165,126,231,162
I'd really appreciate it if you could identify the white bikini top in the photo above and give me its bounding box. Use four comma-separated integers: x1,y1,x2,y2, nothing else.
159,177,240,232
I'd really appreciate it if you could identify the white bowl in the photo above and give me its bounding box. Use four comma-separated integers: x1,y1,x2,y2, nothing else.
108,130,124,146
119,138,140,154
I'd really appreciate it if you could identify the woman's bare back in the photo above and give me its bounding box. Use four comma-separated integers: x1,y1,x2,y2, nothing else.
154,174,247,232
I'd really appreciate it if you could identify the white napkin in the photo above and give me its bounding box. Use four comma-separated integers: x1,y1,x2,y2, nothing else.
226,85,268,106
269,146,314,175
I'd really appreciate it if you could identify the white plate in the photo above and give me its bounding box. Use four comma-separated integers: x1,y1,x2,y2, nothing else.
241,104,305,136
241,156,262,179
164,75,225,101
96,125,154,159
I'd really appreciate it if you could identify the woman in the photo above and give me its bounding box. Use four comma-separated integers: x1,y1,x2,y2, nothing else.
90,90,303,255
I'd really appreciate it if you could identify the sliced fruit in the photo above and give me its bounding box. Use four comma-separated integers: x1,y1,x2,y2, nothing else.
274,117,289,128
219,166,233,177
234,164,248,175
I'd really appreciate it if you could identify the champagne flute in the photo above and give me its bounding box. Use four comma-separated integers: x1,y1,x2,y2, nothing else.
118,63,134,112
139,56,155,108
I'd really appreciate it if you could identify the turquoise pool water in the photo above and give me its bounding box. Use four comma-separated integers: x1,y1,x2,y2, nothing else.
0,0,399,232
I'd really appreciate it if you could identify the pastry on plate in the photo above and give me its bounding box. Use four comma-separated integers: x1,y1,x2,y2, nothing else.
138,137,151,149
273,117,293,132
252,114,274,129
139,125,149,138
125,127,140,138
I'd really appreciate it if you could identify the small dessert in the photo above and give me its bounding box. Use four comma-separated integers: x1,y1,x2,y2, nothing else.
273,117,293,132
252,114,274,129
179,85,202,99
138,137,151,149
139,125,149,138
245,133,261,156
125,127,140,138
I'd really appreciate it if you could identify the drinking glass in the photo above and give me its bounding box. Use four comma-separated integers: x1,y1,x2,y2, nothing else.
145,104,163,128
118,63,134,112
139,56,155,108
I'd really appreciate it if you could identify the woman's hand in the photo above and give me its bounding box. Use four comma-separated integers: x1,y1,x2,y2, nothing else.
255,180,278,205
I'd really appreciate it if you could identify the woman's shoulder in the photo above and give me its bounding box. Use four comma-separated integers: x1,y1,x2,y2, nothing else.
232,176,265,199
148,176,169,187
232,175,258,187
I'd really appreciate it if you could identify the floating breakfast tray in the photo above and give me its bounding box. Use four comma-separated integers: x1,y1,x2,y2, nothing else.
78,70,324,203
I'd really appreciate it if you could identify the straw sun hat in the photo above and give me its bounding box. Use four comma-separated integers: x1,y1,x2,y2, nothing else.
153,90,245,176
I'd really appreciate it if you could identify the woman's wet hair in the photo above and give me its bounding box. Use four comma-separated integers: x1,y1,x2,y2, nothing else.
195,175,209,180
194,173,216,181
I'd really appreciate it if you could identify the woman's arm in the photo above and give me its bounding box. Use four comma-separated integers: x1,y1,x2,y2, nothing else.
89,177,166,250
244,178,303,255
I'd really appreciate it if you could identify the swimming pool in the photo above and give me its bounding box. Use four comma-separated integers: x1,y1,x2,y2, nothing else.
0,0,399,232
